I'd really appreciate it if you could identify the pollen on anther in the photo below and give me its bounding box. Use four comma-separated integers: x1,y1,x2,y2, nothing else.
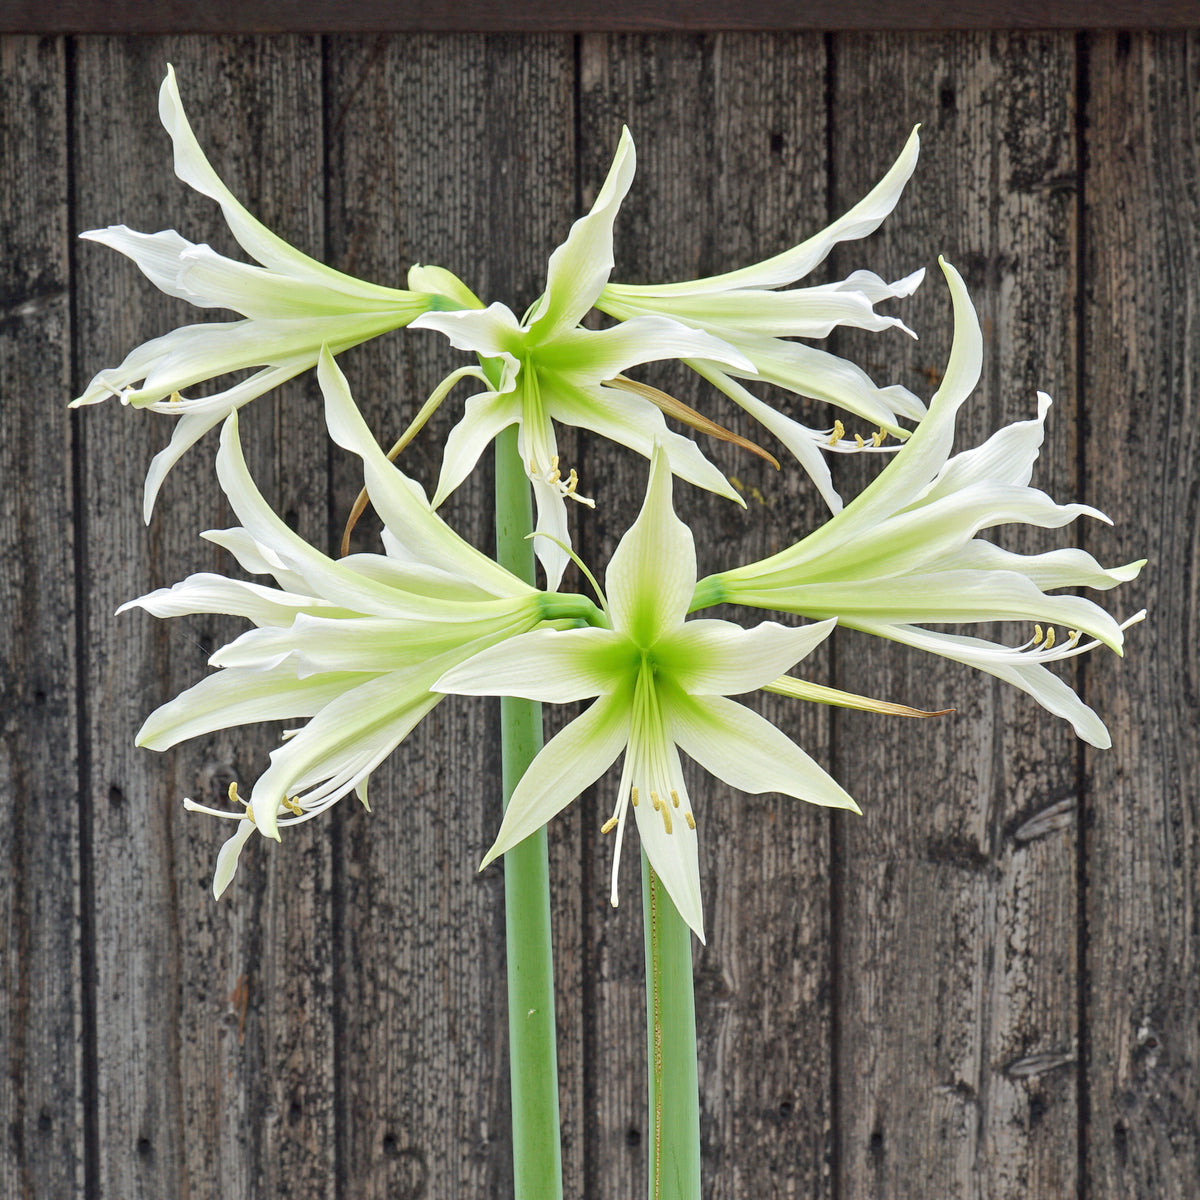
228,781,243,805
601,816,619,835
631,787,639,807
168,391,182,405
684,812,696,830
670,790,680,808
1044,626,1056,650
661,805,673,835
650,791,662,812
854,433,865,448
872,428,886,447
1033,624,1044,645
282,795,303,817
828,420,845,447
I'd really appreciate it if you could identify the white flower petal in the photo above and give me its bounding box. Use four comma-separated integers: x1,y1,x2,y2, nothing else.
435,627,625,702
668,692,859,811
606,449,697,644
527,126,636,339
481,690,632,867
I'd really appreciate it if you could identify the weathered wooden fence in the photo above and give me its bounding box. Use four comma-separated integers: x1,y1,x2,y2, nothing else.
1,25,1196,1200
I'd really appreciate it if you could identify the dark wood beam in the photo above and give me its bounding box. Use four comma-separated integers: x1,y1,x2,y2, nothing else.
2,1,1198,35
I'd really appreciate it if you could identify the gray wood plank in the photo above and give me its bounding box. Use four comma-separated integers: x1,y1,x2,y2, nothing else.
578,33,834,1199
1083,30,1200,1200
0,34,82,1200
324,34,578,1199
72,36,334,1199
832,31,1082,1198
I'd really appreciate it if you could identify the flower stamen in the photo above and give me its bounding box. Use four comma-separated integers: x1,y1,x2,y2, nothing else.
828,420,845,447
601,816,619,834
684,811,696,830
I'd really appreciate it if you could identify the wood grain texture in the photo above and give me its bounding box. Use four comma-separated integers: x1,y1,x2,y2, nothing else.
0,34,82,1200
0,28,1195,1200
578,33,836,1199
831,32,1083,1199
323,35,577,1199
5,1,1200,35
72,37,335,1200
1083,30,1200,1200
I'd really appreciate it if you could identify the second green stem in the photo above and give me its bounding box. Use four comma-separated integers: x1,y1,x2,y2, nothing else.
495,425,563,1200
642,851,702,1200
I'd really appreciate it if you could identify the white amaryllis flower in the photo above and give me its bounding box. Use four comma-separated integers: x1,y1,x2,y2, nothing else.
698,258,1146,749
410,128,755,590
435,448,859,942
73,65,468,520
596,127,927,513
121,349,599,897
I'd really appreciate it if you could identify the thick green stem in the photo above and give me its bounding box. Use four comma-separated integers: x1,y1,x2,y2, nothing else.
495,425,563,1200
642,852,702,1200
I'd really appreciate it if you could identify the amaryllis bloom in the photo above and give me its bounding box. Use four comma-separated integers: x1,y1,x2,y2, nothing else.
121,349,599,896
697,259,1146,749
72,66,466,519
410,128,754,589
596,127,926,512
435,449,859,942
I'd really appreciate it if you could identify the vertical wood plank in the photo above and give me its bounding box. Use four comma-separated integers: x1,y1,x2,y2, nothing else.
832,31,1082,1199
1083,30,1200,1200
0,34,82,1200
72,37,334,1199
324,35,577,1199
578,33,834,1199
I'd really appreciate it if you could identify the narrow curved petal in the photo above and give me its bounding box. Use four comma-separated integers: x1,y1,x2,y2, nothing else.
602,125,919,296
632,748,704,941
481,690,632,867
210,820,256,900
435,626,628,702
552,381,742,504
668,691,860,811
606,449,697,643
118,573,324,625
410,303,524,358
160,65,414,303
657,617,836,695
539,317,752,379
136,666,358,751
527,126,636,340
431,386,522,508
851,621,1117,748
530,475,572,592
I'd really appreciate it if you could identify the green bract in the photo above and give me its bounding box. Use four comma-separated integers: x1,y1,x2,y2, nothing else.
701,259,1146,749
72,66,461,519
121,349,598,897
435,448,859,942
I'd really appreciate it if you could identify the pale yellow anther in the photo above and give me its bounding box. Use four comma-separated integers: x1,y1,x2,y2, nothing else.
242,803,256,826
650,791,662,812
169,390,183,405
1033,624,1044,645
828,420,845,447
631,787,639,808
282,795,303,817
854,433,865,448
661,805,673,835
550,454,559,470
601,816,619,835
1044,626,1056,650
548,467,562,484
565,469,579,495
1068,629,1081,644
670,790,680,808
872,428,886,447
684,812,696,830
228,781,241,805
